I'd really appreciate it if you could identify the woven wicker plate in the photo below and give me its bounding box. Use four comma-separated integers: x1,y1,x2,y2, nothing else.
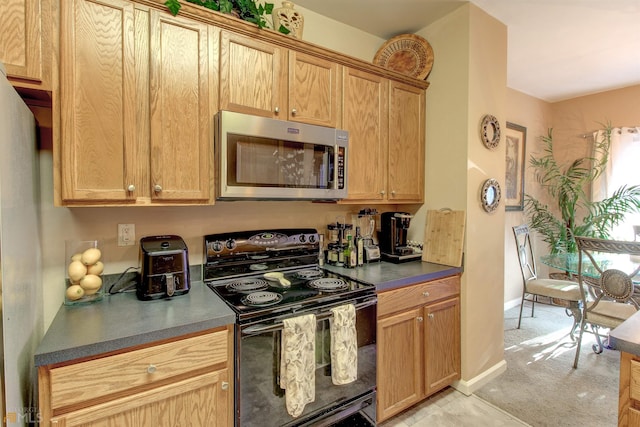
373,34,434,80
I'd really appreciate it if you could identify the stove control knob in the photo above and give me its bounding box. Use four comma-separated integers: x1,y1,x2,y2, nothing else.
211,241,223,252
225,239,236,250
299,234,306,243
308,234,316,243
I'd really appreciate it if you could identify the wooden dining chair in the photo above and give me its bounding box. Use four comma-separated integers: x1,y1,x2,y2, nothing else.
573,236,640,368
512,225,583,336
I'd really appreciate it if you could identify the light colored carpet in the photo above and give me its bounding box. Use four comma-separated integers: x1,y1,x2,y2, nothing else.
476,302,620,427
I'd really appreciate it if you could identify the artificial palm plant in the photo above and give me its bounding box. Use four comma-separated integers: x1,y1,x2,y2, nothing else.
525,126,640,254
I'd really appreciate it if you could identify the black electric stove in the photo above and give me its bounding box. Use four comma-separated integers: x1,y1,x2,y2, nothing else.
203,228,376,323
204,228,378,427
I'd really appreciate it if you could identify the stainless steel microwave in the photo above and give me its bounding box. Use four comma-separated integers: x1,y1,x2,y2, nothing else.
215,111,348,200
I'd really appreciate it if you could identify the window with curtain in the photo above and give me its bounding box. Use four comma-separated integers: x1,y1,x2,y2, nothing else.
591,126,640,240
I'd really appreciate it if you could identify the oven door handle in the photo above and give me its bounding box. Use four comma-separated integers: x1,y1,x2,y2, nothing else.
241,298,376,335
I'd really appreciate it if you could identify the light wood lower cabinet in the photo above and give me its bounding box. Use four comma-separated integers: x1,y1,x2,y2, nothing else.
618,351,640,426
38,326,233,427
377,275,461,423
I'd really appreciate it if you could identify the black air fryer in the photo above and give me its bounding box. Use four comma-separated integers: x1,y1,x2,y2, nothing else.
137,235,190,300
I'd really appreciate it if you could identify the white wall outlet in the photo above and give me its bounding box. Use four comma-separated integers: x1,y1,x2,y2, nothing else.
118,224,135,246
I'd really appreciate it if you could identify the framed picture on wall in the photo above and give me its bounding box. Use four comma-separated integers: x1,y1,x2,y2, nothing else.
505,122,526,211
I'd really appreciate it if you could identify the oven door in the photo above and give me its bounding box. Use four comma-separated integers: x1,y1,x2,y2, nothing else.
236,295,377,427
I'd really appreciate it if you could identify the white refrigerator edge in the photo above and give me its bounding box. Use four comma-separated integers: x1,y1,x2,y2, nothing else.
0,62,44,426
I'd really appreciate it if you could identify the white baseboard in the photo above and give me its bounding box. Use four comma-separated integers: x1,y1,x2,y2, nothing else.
504,297,521,311
451,359,507,396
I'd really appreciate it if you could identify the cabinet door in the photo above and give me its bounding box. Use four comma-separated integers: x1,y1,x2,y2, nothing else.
0,0,50,88
288,51,339,127
377,307,423,422
424,297,461,397
59,0,136,202
50,370,229,427
342,68,388,202
219,31,286,118
149,10,211,202
388,81,425,202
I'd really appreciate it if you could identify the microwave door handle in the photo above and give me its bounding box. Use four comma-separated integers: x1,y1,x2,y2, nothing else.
334,145,338,190
241,298,377,335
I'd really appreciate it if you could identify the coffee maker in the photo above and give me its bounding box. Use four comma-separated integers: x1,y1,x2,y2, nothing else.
379,212,422,263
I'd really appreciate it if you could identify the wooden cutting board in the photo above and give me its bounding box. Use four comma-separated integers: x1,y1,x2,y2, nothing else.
422,209,466,267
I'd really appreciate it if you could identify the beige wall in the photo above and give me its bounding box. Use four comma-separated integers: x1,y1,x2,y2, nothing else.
550,85,640,165
419,3,508,389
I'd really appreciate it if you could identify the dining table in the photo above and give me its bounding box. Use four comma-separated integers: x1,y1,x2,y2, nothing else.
540,252,640,284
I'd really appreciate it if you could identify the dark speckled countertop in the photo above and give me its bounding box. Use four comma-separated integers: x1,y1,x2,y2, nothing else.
34,282,235,367
324,259,462,292
35,260,461,367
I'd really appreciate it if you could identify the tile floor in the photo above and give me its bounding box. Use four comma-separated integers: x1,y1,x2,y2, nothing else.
379,387,530,427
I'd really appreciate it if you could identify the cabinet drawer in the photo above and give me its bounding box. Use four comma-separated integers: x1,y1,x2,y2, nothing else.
49,329,228,410
630,359,640,402
378,275,460,318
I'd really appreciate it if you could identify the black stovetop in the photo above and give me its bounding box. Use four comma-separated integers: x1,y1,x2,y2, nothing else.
206,266,374,322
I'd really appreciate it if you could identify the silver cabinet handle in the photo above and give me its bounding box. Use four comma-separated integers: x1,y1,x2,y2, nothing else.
274,107,280,113
380,190,385,196
222,381,229,390
423,291,430,297
291,108,297,115
428,313,434,320
417,316,423,322
127,184,135,192
147,364,157,374
154,184,162,193
391,190,396,196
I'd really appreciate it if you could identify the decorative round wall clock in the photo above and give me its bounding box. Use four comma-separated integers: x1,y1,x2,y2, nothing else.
481,178,501,213
480,114,501,149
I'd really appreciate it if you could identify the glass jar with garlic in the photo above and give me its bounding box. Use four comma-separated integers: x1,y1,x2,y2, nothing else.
65,240,105,305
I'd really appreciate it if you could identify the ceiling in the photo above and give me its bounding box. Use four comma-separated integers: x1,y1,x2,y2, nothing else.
292,0,640,102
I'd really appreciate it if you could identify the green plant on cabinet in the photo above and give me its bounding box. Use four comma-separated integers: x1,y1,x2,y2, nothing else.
164,0,291,34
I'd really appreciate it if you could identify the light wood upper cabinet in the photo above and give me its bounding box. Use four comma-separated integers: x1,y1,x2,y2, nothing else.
219,31,340,126
388,81,425,203
0,0,52,91
219,31,286,118
59,0,136,203
342,68,388,201
52,0,426,206
288,51,340,127
342,71,425,204
57,0,214,205
149,10,211,202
